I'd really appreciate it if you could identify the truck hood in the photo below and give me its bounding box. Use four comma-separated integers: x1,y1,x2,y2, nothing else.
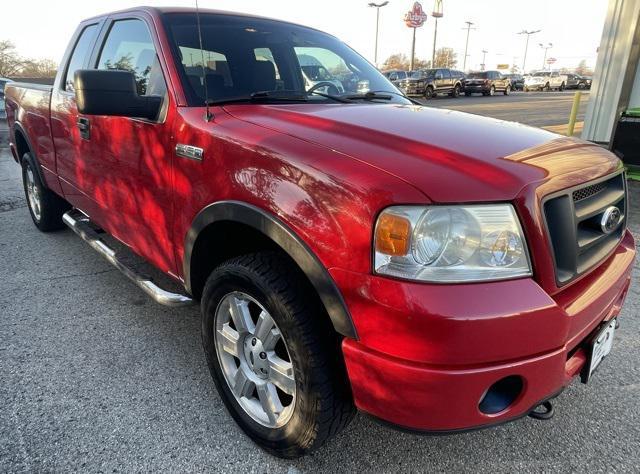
224,103,617,202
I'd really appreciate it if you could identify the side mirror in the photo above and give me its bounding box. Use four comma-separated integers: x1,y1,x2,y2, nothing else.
74,69,162,121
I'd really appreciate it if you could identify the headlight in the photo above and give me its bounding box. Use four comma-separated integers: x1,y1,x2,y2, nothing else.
374,204,532,283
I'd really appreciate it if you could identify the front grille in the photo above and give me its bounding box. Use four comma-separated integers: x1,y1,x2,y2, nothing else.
572,182,606,202
543,172,626,285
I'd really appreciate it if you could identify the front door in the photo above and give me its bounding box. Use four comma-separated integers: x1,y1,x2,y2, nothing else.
79,15,177,275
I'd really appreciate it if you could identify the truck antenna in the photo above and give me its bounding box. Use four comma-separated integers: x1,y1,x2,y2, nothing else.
195,0,212,121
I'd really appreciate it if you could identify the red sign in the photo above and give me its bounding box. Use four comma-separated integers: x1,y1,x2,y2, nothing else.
404,2,428,28
547,57,557,64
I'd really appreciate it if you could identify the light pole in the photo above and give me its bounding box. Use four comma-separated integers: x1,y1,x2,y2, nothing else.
368,1,389,67
431,0,443,67
518,29,541,73
462,21,475,71
539,42,553,70
481,49,488,71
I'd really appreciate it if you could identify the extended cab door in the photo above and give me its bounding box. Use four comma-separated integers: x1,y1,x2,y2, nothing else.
72,14,178,275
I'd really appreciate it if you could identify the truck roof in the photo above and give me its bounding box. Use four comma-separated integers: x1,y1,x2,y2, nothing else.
82,6,325,35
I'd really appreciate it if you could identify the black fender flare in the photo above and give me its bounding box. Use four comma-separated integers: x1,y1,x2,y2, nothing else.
13,122,47,187
183,201,358,339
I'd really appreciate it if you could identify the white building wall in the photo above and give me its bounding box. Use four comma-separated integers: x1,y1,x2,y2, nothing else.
582,0,640,142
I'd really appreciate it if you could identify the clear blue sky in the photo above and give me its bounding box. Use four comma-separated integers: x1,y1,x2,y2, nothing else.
3,0,608,72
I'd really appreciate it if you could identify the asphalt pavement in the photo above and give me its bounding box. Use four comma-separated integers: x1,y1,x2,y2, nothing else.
416,90,589,128
1,124,639,470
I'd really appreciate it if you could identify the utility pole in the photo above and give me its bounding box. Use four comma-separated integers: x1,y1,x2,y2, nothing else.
410,27,417,70
431,0,444,67
481,49,488,71
368,2,389,67
462,21,475,71
539,42,553,70
518,29,541,73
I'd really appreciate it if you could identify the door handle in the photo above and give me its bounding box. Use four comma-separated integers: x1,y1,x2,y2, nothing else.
77,117,90,140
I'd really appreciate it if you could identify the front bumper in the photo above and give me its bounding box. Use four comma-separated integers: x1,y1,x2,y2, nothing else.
464,84,489,93
334,230,635,432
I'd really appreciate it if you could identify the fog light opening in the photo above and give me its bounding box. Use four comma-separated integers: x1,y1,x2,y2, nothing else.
479,375,524,415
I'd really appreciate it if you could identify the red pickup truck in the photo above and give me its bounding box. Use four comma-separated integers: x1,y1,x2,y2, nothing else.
5,7,635,458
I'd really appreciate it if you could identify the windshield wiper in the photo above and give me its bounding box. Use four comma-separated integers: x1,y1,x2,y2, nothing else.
344,91,393,101
206,90,308,106
307,90,353,103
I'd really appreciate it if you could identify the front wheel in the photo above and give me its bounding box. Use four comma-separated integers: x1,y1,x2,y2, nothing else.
559,82,565,91
21,153,69,232
451,84,461,98
543,82,550,92
504,85,511,95
424,86,435,99
201,252,355,458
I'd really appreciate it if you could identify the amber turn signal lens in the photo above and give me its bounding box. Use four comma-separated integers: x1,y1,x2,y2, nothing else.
375,213,411,256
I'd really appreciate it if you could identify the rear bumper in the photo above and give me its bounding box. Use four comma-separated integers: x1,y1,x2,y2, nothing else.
335,231,635,432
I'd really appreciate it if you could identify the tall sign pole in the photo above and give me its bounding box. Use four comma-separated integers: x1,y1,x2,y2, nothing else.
431,0,443,67
404,2,428,70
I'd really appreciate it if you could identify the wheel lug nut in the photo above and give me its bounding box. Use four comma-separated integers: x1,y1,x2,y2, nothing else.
252,338,257,346
259,352,267,360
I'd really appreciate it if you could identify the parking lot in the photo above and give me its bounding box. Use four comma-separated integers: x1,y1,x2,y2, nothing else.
416,90,589,129
1,131,640,471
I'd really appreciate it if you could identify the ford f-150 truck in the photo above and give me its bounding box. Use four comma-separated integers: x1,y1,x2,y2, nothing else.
5,7,635,459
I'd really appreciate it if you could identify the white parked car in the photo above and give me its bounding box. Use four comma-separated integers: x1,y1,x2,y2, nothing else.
524,71,567,91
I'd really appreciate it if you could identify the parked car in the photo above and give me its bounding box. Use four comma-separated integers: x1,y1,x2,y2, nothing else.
464,70,511,96
5,6,635,459
524,71,567,91
397,68,464,98
578,75,593,89
298,54,344,94
505,73,524,91
382,69,410,86
0,77,13,120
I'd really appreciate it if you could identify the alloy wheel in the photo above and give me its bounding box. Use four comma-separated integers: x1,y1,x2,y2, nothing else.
25,166,42,221
214,291,296,428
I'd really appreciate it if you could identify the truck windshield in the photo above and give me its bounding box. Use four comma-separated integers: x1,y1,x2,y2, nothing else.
162,13,409,105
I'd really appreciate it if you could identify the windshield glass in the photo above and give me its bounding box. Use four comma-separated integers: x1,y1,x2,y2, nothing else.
467,72,488,79
162,13,409,105
411,69,434,79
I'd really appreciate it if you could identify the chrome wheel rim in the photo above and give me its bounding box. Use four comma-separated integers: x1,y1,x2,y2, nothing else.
214,291,296,428
25,166,42,221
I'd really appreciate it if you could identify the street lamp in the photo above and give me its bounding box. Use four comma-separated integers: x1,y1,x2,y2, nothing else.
368,1,389,67
481,49,488,71
518,29,541,72
539,42,553,70
462,21,476,71
431,0,443,67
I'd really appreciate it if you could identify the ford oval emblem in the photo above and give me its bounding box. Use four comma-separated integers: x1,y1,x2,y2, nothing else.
600,206,621,234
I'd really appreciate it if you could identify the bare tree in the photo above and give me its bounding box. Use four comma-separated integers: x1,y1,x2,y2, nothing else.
433,47,457,68
18,58,58,78
0,40,25,76
382,53,430,71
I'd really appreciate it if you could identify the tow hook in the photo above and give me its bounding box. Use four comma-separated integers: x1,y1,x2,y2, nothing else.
528,400,554,420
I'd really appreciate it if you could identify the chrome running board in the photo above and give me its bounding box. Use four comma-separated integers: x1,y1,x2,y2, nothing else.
62,209,194,307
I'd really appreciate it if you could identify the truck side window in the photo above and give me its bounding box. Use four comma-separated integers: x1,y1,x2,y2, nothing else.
64,24,99,92
97,19,167,98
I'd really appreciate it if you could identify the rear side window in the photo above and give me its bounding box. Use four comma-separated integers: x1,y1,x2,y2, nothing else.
97,19,167,97
64,24,99,91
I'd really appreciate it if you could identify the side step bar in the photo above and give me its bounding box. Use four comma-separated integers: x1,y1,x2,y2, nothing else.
62,209,194,307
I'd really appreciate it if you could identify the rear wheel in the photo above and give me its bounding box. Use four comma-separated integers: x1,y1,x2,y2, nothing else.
201,252,355,458
488,85,495,96
21,153,69,232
